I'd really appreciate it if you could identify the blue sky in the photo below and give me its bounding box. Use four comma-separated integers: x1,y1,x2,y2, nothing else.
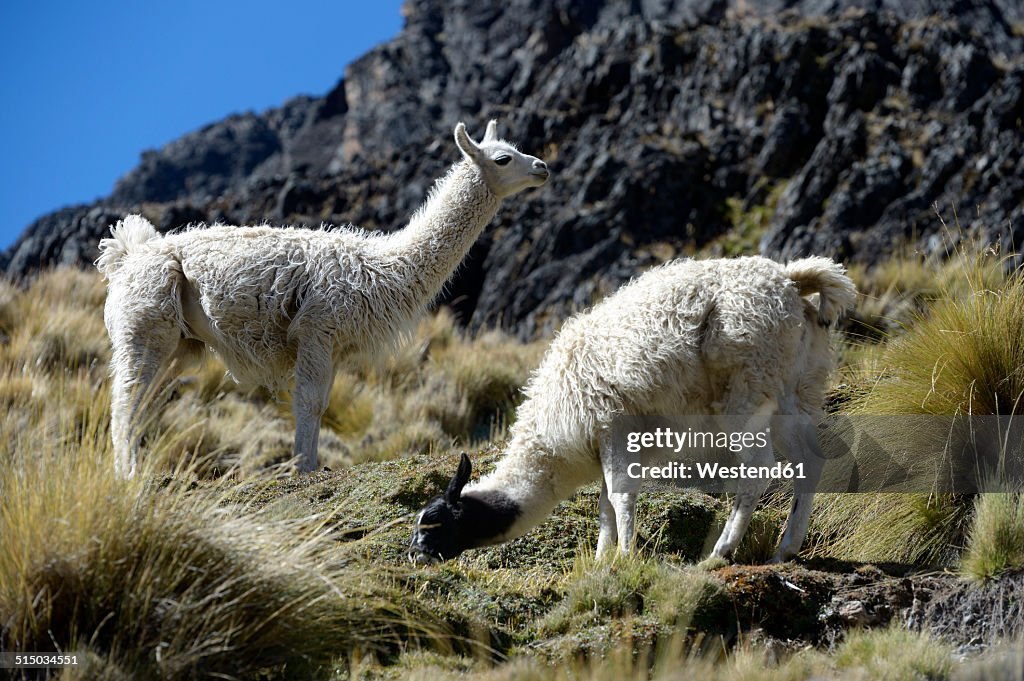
0,0,404,249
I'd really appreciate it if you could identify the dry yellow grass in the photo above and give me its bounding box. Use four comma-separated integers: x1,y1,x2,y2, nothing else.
393,626,956,681
0,267,544,474
811,250,1024,569
0,260,1020,679
0,402,447,679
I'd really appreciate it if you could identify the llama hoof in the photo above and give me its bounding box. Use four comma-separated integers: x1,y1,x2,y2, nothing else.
697,555,730,571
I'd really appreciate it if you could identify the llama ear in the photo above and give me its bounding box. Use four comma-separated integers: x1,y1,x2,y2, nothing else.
445,452,472,504
454,122,480,160
482,119,498,143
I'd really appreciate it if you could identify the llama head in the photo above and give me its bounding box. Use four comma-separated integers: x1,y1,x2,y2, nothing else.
453,120,549,199
408,452,520,565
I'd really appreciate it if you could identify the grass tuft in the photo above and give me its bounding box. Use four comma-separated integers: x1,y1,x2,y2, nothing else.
812,250,1024,567
541,551,723,636
849,262,1024,417
961,491,1024,582
833,627,953,681
0,400,446,679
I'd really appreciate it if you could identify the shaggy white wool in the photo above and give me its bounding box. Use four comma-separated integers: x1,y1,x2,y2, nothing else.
465,255,857,561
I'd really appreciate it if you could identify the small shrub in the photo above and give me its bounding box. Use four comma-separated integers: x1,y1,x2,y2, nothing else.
833,627,953,681
962,492,1024,582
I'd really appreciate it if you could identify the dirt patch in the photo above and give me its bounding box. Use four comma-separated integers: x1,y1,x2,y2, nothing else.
710,561,1024,650
906,572,1024,646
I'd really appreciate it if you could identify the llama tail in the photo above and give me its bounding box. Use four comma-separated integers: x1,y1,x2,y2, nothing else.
95,215,161,278
784,256,857,326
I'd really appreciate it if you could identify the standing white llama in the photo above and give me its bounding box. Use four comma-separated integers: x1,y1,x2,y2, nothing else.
96,120,549,477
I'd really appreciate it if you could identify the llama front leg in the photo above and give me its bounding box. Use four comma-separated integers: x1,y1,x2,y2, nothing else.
599,431,638,554
292,341,334,473
596,479,618,557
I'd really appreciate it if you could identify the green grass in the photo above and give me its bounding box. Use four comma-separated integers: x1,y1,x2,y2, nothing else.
539,551,724,636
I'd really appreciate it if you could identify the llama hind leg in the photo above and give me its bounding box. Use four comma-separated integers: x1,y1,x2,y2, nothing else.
596,480,618,557
708,399,777,561
109,327,182,478
599,433,637,555
771,415,826,562
610,490,638,554
709,481,770,560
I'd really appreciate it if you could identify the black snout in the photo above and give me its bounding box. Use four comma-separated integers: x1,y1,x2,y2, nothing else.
408,548,441,565
409,528,443,565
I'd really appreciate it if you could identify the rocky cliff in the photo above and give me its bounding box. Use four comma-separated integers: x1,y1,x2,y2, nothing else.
6,0,1023,337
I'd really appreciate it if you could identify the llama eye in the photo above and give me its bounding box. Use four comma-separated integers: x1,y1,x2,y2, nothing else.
494,155,512,166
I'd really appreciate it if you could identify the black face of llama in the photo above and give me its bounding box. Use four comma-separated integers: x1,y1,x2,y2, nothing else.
409,453,520,564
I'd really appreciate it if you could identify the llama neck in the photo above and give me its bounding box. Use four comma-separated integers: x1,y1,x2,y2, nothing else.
465,429,599,542
383,160,500,307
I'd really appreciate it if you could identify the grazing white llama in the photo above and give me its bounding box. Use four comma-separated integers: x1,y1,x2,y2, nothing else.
409,256,857,565
96,120,549,477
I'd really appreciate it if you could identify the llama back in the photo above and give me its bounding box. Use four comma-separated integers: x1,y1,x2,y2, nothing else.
513,256,846,448
167,226,419,357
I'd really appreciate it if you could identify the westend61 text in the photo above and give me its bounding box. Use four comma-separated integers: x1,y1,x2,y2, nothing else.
626,461,805,481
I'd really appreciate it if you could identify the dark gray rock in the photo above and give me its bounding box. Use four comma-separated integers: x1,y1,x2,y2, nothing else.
5,0,1024,338
111,113,283,205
